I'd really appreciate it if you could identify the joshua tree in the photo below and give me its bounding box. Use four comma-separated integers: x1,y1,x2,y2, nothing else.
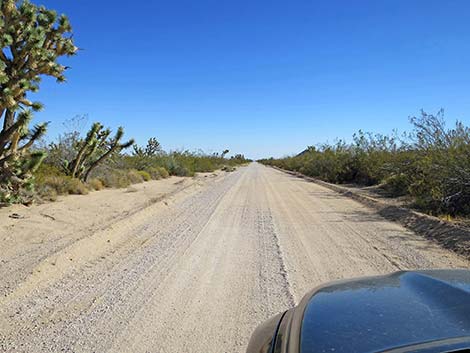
0,110,47,202
63,122,134,182
0,0,77,202
132,137,162,157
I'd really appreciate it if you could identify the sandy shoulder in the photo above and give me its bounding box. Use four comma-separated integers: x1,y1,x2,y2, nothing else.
0,172,220,296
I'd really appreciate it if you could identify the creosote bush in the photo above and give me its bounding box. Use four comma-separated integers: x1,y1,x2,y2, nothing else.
147,166,169,180
259,110,470,217
98,170,131,189
36,174,88,198
137,170,151,181
127,169,144,184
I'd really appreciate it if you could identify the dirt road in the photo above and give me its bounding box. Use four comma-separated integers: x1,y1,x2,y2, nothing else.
1,163,468,352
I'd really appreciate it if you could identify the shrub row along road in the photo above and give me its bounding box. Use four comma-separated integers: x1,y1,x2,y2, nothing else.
1,163,468,352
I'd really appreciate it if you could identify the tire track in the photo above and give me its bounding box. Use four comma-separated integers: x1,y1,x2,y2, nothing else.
1,163,469,353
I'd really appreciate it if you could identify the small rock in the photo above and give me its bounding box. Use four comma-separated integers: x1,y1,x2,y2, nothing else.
9,213,24,219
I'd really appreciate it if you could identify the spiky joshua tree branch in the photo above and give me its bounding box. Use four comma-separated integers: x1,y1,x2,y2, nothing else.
0,0,77,203
63,123,134,182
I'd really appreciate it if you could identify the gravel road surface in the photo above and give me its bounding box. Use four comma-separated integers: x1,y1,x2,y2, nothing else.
1,163,468,352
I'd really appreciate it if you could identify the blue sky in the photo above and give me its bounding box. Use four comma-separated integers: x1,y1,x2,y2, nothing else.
33,0,470,159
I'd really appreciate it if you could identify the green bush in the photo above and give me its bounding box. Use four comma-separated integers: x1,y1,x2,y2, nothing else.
36,175,89,197
116,149,249,178
157,167,170,178
33,141,250,200
381,174,410,197
259,110,470,216
147,167,162,180
127,170,144,184
171,164,193,177
147,167,170,179
137,170,151,181
99,170,131,188
35,163,65,179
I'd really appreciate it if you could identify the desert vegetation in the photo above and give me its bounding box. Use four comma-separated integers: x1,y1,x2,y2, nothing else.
0,1,249,205
259,110,470,217
34,118,250,201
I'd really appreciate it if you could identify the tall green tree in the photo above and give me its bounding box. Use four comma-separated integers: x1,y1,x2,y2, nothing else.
0,0,77,202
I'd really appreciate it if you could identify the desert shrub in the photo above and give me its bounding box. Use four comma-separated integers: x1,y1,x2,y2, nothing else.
381,174,410,197
43,117,84,171
115,147,249,178
88,178,105,191
34,140,249,201
147,167,162,180
99,170,131,188
66,178,89,195
158,167,170,178
405,111,470,215
191,157,216,172
137,170,151,181
38,186,59,202
127,169,144,184
35,163,91,200
147,167,169,179
35,163,66,179
36,175,69,195
171,164,193,177
259,110,470,216
36,175,89,196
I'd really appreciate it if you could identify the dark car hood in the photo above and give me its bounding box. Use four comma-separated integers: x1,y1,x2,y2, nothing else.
300,270,470,353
